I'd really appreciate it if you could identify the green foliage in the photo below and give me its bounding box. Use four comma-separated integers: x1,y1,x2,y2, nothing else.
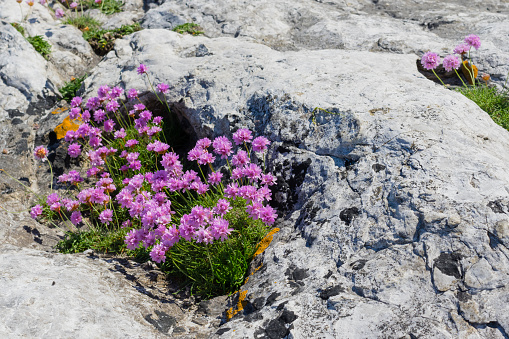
172,23,204,36
57,228,128,254
83,0,124,15
63,15,101,31
163,199,270,298
457,85,509,131
10,22,25,36
26,35,52,60
59,75,87,103
83,23,142,56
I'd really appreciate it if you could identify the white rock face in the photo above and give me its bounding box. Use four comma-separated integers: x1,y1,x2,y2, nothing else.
0,244,182,338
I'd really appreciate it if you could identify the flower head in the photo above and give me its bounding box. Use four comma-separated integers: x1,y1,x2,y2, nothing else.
232,128,253,145
69,1,77,8
34,146,49,161
55,8,65,19
30,205,43,219
157,83,170,93
212,136,232,159
70,211,82,225
137,64,148,75
68,143,81,158
442,55,461,72
464,34,481,50
421,52,441,70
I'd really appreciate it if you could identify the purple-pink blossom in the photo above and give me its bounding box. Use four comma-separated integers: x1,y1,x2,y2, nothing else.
464,34,481,50
55,8,65,19
68,143,81,158
442,55,461,72
137,64,148,75
421,52,441,70
30,205,43,219
212,136,232,159
157,83,170,93
232,128,253,145
453,43,470,55
70,211,82,225
99,209,113,225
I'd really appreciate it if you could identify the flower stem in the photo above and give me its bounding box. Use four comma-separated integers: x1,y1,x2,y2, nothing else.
431,69,446,87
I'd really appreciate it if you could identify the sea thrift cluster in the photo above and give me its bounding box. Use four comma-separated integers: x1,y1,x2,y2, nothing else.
421,34,482,85
31,66,278,266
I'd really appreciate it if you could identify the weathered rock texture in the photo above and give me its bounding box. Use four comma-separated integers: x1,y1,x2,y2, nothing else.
1,0,509,338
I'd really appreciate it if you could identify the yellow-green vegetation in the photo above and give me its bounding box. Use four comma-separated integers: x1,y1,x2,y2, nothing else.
11,23,52,60
173,23,204,36
63,14,101,31
83,23,142,55
59,75,87,103
83,0,124,15
457,85,509,131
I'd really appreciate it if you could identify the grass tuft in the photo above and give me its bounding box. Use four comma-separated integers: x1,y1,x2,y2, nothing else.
457,85,509,131
63,15,101,31
26,35,52,60
59,75,87,103
83,23,142,55
82,0,124,15
173,23,204,36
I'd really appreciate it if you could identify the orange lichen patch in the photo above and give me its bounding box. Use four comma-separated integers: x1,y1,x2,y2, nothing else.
51,107,68,115
225,228,280,321
253,228,280,259
462,61,478,85
54,116,81,139
226,290,248,320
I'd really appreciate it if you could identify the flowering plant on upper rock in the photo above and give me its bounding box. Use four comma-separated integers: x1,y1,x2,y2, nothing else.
420,34,482,87
30,64,278,297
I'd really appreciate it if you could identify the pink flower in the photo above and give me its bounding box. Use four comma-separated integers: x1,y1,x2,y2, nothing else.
70,211,82,225
421,52,441,70
39,0,47,5
243,163,262,181
125,229,140,250
261,173,276,186
114,128,126,139
69,1,77,8
232,128,253,145
464,34,481,50
70,96,82,108
69,107,81,120
94,109,106,123
442,55,461,72
198,152,214,165
55,8,65,19
232,150,250,167
99,209,113,225
213,199,231,215
150,244,168,263
97,85,110,100
208,171,223,185
161,226,180,247
209,217,233,241
86,97,100,110
106,100,120,112
104,119,116,133
157,83,170,93
212,136,232,159
125,139,139,148
127,88,138,99
68,143,81,158
260,206,277,225
147,140,169,154
81,110,91,122
196,138,212,149
34,146,49,161
30,205,43,219
134,103,145,111
252,136,270,152
137,64,148,75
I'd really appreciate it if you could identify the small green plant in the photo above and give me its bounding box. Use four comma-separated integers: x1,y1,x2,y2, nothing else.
63,14,101,31
83,23,142,55
457,85,509,131
173,23,204,36
82,0,124,15
10,22,25,36
59,75,87,103
26,35,52,60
